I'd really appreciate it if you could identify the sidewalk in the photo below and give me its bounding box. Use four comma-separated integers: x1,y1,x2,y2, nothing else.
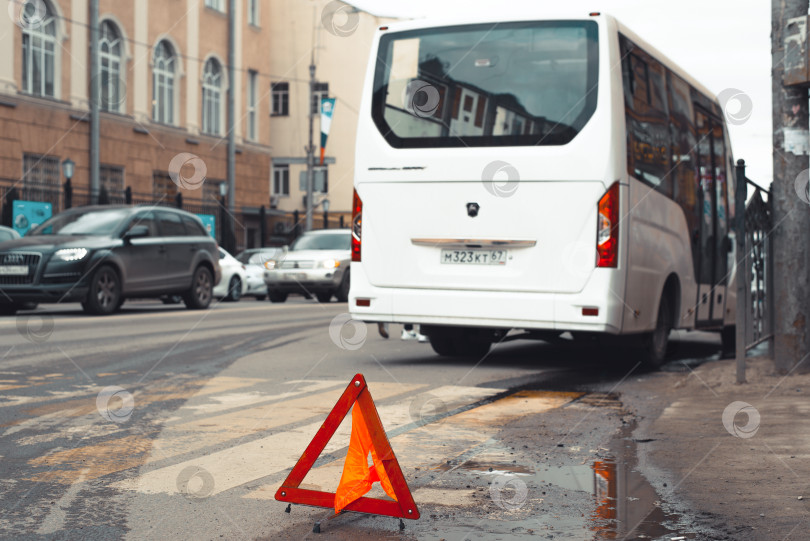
623,355,810,540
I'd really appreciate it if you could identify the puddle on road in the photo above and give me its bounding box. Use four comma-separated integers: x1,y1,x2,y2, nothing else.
427,426,695,540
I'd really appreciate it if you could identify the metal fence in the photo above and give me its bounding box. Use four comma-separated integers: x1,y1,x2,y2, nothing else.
0,178,347,252
735,160,775,382
742,184,774,350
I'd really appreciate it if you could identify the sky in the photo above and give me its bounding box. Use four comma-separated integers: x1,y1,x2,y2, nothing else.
349,0,774,185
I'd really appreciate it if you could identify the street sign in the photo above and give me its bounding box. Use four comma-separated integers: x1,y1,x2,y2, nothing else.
13,200,52,236
196,214,216,237
299,170,327,192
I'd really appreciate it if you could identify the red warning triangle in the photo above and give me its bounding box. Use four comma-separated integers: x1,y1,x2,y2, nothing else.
275,374,420,520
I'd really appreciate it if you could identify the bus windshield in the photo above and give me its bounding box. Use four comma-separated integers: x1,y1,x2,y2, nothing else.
372,21,599,148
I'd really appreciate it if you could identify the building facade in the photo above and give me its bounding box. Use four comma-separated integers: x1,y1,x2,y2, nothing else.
266,0,392,224
0,0,392,249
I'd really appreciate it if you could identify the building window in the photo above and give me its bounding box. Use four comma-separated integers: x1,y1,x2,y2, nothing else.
247,70,258,140
155,171,220,204
204,0,225,12
271,82,288,116
99,21,123,112
100,164,124,195
21,0,57,97
22,153,60,201
153,172,177,199
203,180,220,203
247,0,259,25
202,58,223,135
312,82,329,115
273,165,289,196
152,41,176,124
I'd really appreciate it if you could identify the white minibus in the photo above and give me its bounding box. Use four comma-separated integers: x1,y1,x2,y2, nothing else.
349,12,737,367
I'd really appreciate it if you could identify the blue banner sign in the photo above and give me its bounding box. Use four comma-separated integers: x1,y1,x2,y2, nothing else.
13,200,52,236
196,214,216,237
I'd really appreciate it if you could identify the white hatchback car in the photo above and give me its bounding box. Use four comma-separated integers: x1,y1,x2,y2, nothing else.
213,248,247,302
235,248,283,300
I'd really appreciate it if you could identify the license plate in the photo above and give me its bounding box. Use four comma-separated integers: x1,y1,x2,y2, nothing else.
0,265,28,275
440,249,507,265
284,272,307,280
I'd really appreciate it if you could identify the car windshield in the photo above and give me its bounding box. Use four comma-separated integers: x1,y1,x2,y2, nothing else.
373,20,599,147
236,250,277,264
247,252,278,265
290,232,350,251
29,209,129,236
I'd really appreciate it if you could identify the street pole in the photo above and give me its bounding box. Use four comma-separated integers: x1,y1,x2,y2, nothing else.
735,160,747,383
89,0,100,205
305,55,315,232
227,0,236,252
772,0,810,374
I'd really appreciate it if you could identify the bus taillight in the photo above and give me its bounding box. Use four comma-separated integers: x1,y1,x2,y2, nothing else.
596,182,619,268
352,189,362,262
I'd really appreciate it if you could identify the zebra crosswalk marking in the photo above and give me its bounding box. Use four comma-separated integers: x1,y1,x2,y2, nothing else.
116,384,501,496
245,390,583,500
146,381,423,463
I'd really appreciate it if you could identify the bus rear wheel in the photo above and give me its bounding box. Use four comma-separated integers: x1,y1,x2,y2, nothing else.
638,295,672,369
426,327,491,358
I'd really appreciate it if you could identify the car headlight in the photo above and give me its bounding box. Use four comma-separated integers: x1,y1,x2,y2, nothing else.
320,259,340,269
54,248,88,262
264,260,277,270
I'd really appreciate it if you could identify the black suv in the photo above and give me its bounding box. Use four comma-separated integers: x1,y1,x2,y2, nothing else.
0,206,221,315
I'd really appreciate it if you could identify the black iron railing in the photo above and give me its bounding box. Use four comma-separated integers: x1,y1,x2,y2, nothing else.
744,186,774,350
0,178,348,252
735,160,775,383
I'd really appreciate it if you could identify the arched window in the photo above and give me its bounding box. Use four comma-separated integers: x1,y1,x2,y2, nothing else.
21,0,57,97
201,58,222,135
152,41,176,124
99,20,123,112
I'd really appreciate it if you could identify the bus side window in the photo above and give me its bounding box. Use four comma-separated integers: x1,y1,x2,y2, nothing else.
667,71,700,275
620,36,671,196
713,122,729,284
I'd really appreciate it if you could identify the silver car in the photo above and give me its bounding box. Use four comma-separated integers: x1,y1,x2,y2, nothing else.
263,229,351,303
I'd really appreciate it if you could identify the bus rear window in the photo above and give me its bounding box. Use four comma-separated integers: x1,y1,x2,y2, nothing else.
372,21,599,148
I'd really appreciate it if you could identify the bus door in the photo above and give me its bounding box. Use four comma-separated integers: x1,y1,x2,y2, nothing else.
694,109,729,326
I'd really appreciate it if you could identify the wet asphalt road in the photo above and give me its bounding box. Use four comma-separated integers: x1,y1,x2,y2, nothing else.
0,298,724,540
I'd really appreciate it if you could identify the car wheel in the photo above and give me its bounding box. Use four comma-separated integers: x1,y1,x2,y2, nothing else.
183,266,213,310
335,271,350,303
0,303,19,316
316,291,332,303
83,265,121,315
226,276,242,302
268,291,288,303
